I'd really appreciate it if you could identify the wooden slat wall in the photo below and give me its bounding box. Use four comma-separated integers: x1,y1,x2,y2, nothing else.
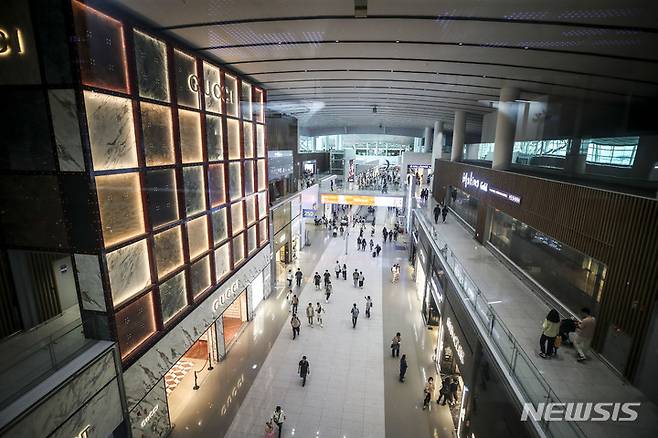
434,160,658,379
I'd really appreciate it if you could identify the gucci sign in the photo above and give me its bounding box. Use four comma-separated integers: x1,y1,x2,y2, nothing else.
187,74,234,104
0,28,25,56
211,281,240,313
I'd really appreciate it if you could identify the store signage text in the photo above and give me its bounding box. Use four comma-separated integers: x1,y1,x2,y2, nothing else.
187,74,234,103
302,208,315,218
74,425,91,438
140,404,159,428
0,28,25,56
211,281,240,313
445,317,465,365
461,171,521,205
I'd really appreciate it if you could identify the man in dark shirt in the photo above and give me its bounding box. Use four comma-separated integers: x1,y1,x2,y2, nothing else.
298,356,310,386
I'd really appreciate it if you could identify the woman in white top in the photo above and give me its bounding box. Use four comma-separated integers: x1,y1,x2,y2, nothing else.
539,309,561,358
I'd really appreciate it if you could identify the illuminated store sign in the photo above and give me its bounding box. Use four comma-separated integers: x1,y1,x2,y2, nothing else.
446,317,465,365
211,281,240,313
75,425,91,438
461,171,521,205
187,74,234,103
0,27,25,56
320,194,403,208
140,404,159,428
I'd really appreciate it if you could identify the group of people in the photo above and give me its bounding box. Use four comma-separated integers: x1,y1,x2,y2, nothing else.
381,224,400,243
419,187,430,202
422,375,460,410
433,203,449,224
538,307,596,362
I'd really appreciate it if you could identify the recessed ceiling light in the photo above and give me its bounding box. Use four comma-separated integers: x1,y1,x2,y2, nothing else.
335,40,340,43
458,42,463,46
524,46,529,49
395,40,400,43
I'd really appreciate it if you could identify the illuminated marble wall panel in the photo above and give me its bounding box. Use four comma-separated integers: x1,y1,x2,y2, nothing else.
159,271,187,324
208,163,226,207
203,62,221,114
95,173,145,247
257,159,267,191
259,219,268,244
174,50,198,109
72,1,129,93
245,194,256,225
254,88,265,123
231,201,244,234
179,109,202,164
85,91,138,171
106,239,151,307
145,169,178,228
141,102,175,166
214,243,230,280
243,122,254,158
224,74,238,117
49,90,85,172
190,256,211,299
232,234,245,265
116,291,156,359
227,118,240,160
186,215,209,259
256,124,266,158
257,192,267,219
134,30,169,102
206,115,223,161
244,161,255,195
153,226,183,279
228,162,242,201
211,207,228,244
247,225,257,254
183,166,205,216
241,82,252,120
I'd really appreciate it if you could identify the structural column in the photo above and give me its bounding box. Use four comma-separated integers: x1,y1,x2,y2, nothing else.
492,87,520,170
431,121,444,181
423,126,433,153
450,110,466,162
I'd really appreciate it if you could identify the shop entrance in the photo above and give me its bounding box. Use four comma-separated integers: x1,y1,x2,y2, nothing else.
165,326,217,424
439,345,466,434
275,244,289,280
222,291,248,348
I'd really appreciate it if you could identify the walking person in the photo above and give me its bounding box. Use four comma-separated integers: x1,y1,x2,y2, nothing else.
361,239,367,251
539,309,560,358
341,263,347,280
272,406,286,438
448,378,459,406
265,420,275,438
313,272,321,290
324,280,332,303
391,332,401,357
570,307,596,362
382,227,388,243
422,377,435,410
295,268,303,288
352,269,360,287
364,296,373,318
306,303,314,326
433,205,441,224
323,270,331,287
286,289,293,312
315,302,324,327
290,313,301,339
399,354,408,382
441,205,448,223
375,244,381,257
290,294,299,314
357,236,362,250
369,239,374,251
350,303,360,328
298,355,310,386
287,269,293,288
358,272,365,289
437,376,451,405
335,261,341,279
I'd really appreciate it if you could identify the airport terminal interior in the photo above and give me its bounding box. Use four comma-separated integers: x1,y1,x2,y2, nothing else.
1,1,658,437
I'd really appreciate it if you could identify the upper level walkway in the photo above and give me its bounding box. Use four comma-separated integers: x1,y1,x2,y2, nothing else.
414,197,658,438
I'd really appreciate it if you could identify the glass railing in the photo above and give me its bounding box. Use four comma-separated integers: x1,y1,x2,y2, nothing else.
0,319,93,409
415,208,585,438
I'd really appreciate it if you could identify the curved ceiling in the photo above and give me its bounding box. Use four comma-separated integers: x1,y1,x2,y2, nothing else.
111,0,658,133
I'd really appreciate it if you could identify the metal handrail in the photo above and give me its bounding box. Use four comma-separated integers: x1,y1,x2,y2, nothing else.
416,208,585,438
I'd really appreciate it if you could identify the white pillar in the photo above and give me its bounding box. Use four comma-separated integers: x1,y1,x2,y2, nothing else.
451,110,466,162
423,126,433,153
492,87,520,170
431,121,444,176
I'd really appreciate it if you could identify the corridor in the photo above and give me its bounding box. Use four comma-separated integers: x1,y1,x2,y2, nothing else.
224,207,454,438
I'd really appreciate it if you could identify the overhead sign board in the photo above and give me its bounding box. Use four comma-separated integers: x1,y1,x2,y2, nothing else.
320,194,403,208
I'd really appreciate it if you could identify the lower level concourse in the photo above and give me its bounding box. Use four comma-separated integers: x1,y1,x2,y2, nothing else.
165,207,459,438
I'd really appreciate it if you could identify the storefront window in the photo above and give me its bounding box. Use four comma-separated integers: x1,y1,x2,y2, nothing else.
489,209,606,313
449,187,478,230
